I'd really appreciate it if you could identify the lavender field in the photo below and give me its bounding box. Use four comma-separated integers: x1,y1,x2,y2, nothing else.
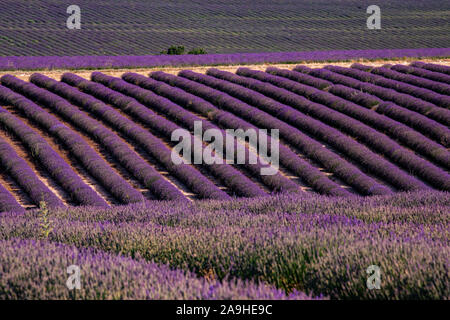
0,60,449,299
0,0,449,56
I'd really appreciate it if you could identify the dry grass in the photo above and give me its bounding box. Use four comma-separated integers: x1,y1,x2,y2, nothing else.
1,58,449,81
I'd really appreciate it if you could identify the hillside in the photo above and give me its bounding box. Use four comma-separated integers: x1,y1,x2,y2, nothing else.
0,61,449,212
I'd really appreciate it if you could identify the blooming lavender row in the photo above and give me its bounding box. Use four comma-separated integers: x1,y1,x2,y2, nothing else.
1,190,448,299
236,68,450,190
119,72,305,195
0,183,24,213
205,68,427,193
366,65,450,97
266,67,450,168
1,48,449,71
391,64,450,85
0,108,109,207
61,73,253,199
0,134,63,208
171,70,389,196
123,72,349,197
325,65,450,111
294,65,450,140
410,61,450,76
0,239,317,300
16,74,187,202
0,81,143,205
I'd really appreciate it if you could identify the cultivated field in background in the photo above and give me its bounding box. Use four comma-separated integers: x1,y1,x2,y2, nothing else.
0,0,449,56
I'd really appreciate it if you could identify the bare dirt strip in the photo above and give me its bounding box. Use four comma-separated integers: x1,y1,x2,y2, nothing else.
2,58,449,81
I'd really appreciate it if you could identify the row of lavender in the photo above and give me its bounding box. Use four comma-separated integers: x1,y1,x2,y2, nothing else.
1,48,448,71
0,191,447,299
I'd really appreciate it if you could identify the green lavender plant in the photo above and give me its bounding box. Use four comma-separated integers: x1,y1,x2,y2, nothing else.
38,201,53,239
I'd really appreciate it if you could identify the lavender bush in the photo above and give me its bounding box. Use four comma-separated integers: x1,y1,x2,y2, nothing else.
0,239,318,300
0,191,448,299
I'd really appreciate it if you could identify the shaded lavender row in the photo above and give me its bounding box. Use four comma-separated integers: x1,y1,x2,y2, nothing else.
205,68,427,193
159,69,410,194
0,183,24,213
391,64,450,85
294,65,450,142
123,72,348,196
1,48,449,71
236,68,450,190
267,67,450,168
172,70,390,196
0,239,317,300
1,190,448,299
0,80,143,205
18,74,187,202
411,61,450,75
325,65,450,112
61,73,253,199
0,132,63,208
0,108,109,207
367,65,450,97
118,72,304,195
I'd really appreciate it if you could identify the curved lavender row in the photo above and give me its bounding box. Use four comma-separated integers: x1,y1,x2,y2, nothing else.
25,74,186,202
325,65,450,110
205,68,428,193
61,73,249,199
410,61,450,75
0,80,143,204
367,65,450,96
90,73,291,195
118,73,303,195
163,70,396,195
0,108,109,207
124,72,348,197
294,65,450,130
0,133,63,208
236,68,450,190
0,239,316,300
391,64,450,85
327,84,450,147
0,183,24,213
267,67,450,167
